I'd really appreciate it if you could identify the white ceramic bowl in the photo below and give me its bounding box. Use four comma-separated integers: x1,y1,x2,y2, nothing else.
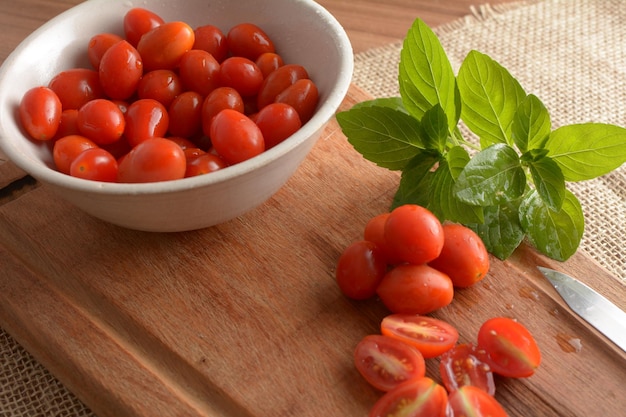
0,0,353,232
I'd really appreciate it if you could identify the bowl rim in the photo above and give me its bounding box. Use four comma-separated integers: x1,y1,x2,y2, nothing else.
0,0,354,196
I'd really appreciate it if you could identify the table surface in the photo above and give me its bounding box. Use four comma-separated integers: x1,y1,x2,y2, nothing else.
3,1,625,417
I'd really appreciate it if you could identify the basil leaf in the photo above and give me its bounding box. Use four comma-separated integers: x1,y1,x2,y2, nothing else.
519,189,584,261
391,150,440,209
398,19,460,133
457,50,526,147
467,201,525,260
352,97,408,114
336,105,424,170
544,123,626,181
454,143,526,206
526,155,565,211
420,104,449,152
512,94,551,152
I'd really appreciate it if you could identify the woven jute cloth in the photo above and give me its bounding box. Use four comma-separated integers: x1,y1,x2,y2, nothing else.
1,0,625,415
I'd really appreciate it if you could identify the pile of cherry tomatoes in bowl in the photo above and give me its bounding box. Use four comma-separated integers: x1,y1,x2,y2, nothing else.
18,7,319,183
335,204,541,416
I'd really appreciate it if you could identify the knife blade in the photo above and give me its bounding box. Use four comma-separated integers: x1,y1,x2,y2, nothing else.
537,266,626,353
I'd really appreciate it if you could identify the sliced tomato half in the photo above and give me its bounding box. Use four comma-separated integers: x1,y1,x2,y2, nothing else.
447,385,508,417
369,377,448,417
381,314,459,358
439,343,496,395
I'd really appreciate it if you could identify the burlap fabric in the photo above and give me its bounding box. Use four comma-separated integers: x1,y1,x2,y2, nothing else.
1,0,624,415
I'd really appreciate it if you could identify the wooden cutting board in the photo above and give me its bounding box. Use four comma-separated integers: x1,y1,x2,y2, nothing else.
1,84,625,417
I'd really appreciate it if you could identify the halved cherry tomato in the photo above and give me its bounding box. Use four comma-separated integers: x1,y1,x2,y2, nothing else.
376,264,453,315
87,32,123,69
477,317,541,378
275,78,319,123
254,102,301,149
77,99,125,145
137,21,195,71
117,137,186,183
381,314,459,359
193,24,228,62
227,22,275,60
439,343,496,395
48,68,104,110
369,377,448,417
447,386,508,417
70,148,118,182
137,69,183,108
52,135,98,174
123,7,164,47
19,86,62,141
178,49,220,96
354,334,425,392
124,98,169,148
335,240,387,300
219,56,264,97
384,204,444,265
429,223,490,288
99,40,143,100
210,109,264,164
168,91,203,139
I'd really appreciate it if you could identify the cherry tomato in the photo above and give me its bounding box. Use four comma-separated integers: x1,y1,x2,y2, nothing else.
336,240,387,300
137,69,183,108
99,40,143,100
354,334,425,392
210,109,264,165
117,137,186,183
275,78,319,123
380,314,459,359
168,91,203,139
193,24,228,62
54,109,80,140
48,68,104,110
369,377,448,417
53,135,98,174
185,153,228,177
227,23,275,60
429,223,490,288
439,343,496,395
363,212,403,265
70,148,118,182
77,99,125,145
254,103,301,149
87,32,123,69
257,64,309,109
447,386,508,417
384,204,444,265
137,21,195,71
377,264,453,315
19,86,62,141
219,56,264,97
177,49,220,97
255,52,284,78
123,8,164,47
477,317,541,378
201,87,244,137
124,98,169,148
169,136,198,151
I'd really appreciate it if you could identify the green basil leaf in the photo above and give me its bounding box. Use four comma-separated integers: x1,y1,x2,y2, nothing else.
398,19,460,133
391,150,440,209
352,97,408,114
544,123,626,181
467,201,525,260
519,189,584,261
512,94,551,152
457,50,526,147
526,155,565,210
420,104,449,151
454,143,526,206
336,105,424,170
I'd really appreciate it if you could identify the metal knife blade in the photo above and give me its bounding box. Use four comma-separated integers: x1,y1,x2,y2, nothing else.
538,266,626,353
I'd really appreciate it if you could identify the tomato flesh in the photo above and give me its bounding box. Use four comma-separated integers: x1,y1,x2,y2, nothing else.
439,343,496,396
369,377,448,417
447,386,508,417
381,314,458,359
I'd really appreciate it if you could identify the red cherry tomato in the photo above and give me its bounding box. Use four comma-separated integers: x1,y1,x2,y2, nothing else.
380,314,459,359
168,136,197,151
99,40,143,100
210,109,264,165
193,24,228,62
168,91,203,139
354,334,426,392
429,223,490,288
477,317,541,378
87,32,123,69
48,68,104,110
227,22,275,60
54,109,80,140
201,87,244,137
384,204,444,265
257,64,309,109
137,21,195,71
219,56,264,97
117,137,186,183
52,135,98,174
447,386,508,417
439,343,496,395
335,240,387,300
178,49,221,96
137,69,183,108
377,264,453,315
275,78,319,123
77,99,125,145
255,52,284,78
124,98,169,148
70,148,118,182
363,212,403,264
19,86,62,141
254,103,301,149
368,377,448,417
123,7,164,47
185,153,228,177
